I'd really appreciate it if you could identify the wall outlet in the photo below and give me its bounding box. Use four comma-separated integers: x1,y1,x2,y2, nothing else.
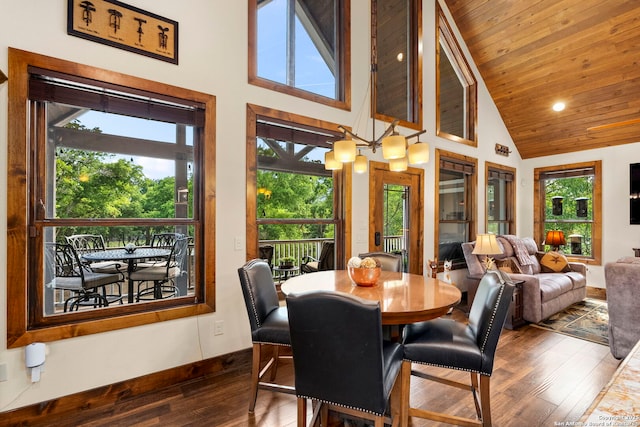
234,236,243,251
214,320,224,336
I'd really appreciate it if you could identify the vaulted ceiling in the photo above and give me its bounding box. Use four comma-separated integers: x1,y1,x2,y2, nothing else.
444,0,640,159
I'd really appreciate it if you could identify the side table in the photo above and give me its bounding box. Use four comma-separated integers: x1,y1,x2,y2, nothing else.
504,280,526,330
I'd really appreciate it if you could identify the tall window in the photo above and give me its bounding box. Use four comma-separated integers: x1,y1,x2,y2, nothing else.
373,0,422,128
486,162,516,235
435,149,477,268
534,161,602,264
249,0,350,110
436,4,477,146
7,49,215,347
246,105,349,270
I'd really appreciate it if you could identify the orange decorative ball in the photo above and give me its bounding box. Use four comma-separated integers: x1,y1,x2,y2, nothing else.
348,266,381,287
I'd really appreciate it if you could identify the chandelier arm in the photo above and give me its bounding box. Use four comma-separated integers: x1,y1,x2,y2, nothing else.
340,128,374,146
373,119,400,145
406,129,427,141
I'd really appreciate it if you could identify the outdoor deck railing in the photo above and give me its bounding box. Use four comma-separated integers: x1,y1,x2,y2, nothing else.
259,235,404,267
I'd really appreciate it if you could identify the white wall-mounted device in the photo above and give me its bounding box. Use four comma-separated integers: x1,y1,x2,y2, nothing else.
25,342,46,382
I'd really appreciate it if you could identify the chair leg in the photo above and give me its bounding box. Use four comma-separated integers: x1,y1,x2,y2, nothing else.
479,374,492,427
400,360,411,427
270,345,280,381
470,372,482,418
297,397,307,427
249,343,261,413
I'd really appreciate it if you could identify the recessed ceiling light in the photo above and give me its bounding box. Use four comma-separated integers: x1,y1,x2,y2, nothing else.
552,102,566,112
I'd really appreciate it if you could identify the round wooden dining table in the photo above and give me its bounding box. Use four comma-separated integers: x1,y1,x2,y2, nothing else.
280,270,462,326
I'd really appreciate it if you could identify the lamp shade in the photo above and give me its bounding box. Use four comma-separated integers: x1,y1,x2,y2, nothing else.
389,155,408,172
333,139,356,162
324,151,343,170
472,234,503,255
407,141,429,164
354,153,368,173
544,230,566,247
381,134,406,159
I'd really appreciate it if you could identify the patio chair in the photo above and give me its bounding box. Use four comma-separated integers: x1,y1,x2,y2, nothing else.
258,244,274,269
130,236,189,301
300,241,334,273
136,232,186,269
46,242,125,311
66,234,123,275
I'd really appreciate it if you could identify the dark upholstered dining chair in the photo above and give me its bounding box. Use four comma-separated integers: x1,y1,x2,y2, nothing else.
359,251,403,272
400,271,514,427
286,291,403,427
237,259,294,413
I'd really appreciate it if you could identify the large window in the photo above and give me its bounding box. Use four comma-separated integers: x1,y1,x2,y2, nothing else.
7,49,216,347
249,0,350,110
435,149,477,269
373,0,422,128
534,161,602,264
436,4,477,146
486,162,516,235
246,104,350,269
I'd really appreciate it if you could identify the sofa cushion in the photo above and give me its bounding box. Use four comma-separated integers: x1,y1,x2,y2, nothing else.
566,271,586,289
492,237,513,260
538,273,574,302
539,251,571,273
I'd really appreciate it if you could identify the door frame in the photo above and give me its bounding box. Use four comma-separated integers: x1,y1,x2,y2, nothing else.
368,161,424,274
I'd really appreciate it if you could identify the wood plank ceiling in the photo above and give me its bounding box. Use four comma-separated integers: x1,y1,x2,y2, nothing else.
444,0,640,159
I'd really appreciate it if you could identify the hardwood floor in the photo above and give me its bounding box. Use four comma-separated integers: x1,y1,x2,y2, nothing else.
28,307,620,427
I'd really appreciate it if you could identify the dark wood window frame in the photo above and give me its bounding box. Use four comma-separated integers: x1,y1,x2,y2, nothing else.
245,104,352,265
534,160,602,265
7,48,216,348
248,0,352,111
434,149,477,270
436,3,477,147
486,162,516,235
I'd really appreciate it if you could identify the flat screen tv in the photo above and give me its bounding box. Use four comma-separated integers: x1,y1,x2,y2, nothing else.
631,163,640,224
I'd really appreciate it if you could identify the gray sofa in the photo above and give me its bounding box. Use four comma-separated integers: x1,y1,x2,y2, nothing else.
604,257,640,359
462,235,587,324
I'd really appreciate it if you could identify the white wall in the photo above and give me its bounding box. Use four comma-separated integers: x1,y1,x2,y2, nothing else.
2,0,633,413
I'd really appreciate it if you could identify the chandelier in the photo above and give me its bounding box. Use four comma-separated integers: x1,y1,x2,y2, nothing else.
324,65,429,173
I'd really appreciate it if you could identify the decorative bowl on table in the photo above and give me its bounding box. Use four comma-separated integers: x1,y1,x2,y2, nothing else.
347,256,381,287
124,243,137,254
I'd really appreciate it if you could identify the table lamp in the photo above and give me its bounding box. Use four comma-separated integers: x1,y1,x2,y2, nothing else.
472,234,503,271
544,230,566,251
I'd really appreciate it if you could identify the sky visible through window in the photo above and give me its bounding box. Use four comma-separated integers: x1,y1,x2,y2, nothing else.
77,111,192,180
257,0,335,98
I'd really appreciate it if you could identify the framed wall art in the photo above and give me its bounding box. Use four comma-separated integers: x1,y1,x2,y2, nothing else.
67,0,178,64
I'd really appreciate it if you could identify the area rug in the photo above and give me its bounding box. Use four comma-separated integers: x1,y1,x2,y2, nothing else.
532,298,609,345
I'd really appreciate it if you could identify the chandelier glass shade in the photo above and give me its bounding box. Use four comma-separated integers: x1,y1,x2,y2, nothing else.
333,139,357,162
389,156,408,172
381,134,407,159
354,152,368,174
324,151,343,170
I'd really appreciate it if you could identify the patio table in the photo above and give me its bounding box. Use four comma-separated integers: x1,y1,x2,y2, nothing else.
83,248,171,304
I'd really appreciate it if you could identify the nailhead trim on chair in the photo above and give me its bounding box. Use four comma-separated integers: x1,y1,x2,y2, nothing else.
404,282,508,377
479,284,506,353
239,260,264,328
297,394,387,417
